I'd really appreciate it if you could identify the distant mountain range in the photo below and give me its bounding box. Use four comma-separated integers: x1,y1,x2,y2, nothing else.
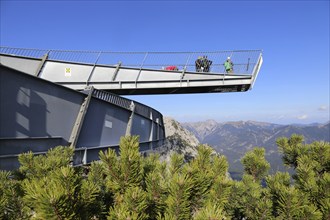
182,120,330,177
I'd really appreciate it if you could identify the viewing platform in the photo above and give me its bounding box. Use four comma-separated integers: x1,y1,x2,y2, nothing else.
0,47,263,95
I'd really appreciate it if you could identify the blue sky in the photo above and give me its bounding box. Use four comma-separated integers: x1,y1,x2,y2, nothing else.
1,0,329,124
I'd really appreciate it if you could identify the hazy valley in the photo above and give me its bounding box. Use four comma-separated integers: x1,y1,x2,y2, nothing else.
164,117,329,178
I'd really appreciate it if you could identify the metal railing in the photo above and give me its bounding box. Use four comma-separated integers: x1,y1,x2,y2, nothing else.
0,46,262,74
92,89,163,122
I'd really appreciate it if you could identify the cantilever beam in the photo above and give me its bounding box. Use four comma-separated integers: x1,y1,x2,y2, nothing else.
0,49,262,95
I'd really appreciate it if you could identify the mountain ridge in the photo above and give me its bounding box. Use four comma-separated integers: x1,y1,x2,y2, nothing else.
182,120,329,142
182,119,330,175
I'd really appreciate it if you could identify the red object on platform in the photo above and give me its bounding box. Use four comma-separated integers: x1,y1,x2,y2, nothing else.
165,66,178,71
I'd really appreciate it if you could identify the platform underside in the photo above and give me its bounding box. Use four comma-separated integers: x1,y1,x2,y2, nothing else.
95,84,250,95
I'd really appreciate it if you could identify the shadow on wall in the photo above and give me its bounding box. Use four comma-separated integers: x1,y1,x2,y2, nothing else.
15,88,50,138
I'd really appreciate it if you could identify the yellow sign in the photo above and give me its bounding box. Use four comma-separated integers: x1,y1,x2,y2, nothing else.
65,67,71,77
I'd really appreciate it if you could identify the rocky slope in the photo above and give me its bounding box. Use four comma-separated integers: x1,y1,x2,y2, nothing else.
150,117,227,180
157,117,201,162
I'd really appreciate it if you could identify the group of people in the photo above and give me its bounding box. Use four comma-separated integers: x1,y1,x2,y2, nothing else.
195,56,213,72
163,56,234,73
195,56,234,73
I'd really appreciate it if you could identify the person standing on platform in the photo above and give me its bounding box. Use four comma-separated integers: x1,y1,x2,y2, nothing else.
224,57,234,73
195,56,203,72
203,56,212,72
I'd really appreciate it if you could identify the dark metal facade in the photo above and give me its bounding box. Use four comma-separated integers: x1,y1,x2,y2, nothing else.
0,65,165,170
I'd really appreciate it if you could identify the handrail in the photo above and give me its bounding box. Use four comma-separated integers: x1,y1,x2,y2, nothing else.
0,139,166,159
91,89,163,121
250,52,263,90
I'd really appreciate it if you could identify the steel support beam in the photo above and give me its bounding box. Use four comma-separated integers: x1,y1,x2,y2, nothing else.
69,86,94,148
34,51,49,77
125,101,135,136
112,62,122,81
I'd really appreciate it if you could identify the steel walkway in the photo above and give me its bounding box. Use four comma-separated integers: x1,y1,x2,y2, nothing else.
0,47,263,95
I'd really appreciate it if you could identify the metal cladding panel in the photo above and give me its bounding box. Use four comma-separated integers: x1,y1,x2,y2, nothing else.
115,68,140,81
0,55,41,75
0,138,66,170
183,72,226,80
0,137,66,155
0,65,85,142
76,99,131,148
152,111,162,123
90,66,116,82
82,146,120,164
183,73,250,80
137,69,181,81
151,122,158,140
131,115,152,142
40,61,94,82
0,157,20,171
139,142,151,152
159,126,165,140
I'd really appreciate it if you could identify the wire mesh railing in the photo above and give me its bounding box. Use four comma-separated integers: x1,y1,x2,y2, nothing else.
0,46,262,75
0,47,49,59
92,89,163,121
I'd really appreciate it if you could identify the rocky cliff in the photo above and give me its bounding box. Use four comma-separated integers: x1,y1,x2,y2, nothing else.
158,117,200,162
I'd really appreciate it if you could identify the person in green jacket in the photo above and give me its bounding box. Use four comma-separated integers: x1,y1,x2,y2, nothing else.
224,57,234,73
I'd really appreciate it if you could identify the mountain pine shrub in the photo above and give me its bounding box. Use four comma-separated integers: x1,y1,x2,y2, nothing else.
241,147,270,182
0,134,329,219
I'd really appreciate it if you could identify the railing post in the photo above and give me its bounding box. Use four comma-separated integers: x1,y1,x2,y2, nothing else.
156,118,160,141
135,52,148,84
82,147,87,165
126,101,136,136
181,53,192,79
112,61,122,81
149,111,154,150
34,51,50,77
246,58,250,72
86,51,101,86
